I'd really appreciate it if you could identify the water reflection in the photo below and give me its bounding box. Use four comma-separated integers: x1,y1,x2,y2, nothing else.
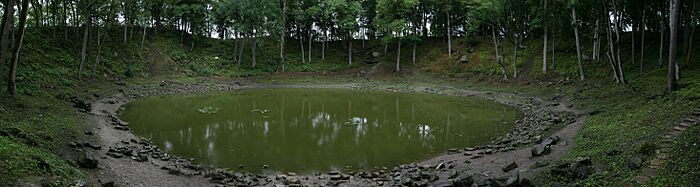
122,88,522,173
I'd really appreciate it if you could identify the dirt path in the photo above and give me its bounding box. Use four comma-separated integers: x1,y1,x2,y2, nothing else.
81,80,587,186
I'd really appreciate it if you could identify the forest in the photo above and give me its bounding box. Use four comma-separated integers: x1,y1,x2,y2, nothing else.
0,0,699,186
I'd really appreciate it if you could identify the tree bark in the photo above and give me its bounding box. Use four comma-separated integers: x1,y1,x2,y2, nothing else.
552,31,556,69
251,34,257,68
280,0,286,71
348,37,353,65
668,0,680,92
322,29,326,60
572,7,585,81
396,39,401,72
592,19,599,61
299,31,305,63
659,23,665,67
447,12,452,58
0,0,16,101
237,36,245,66
8,0,29,96
640,10,646,72
491,25,507,80
513,40,518,78
542,0,548,73
308,30,312,63
412,42,416,64
79,2,92,81
141,23,147,48
686,26,694,65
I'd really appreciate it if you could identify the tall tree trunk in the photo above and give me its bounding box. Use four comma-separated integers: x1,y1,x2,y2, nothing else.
308,30,312,63
572,7,585,81
94,29,106,76
604,8,621,84
592,19,599,61
299,32,306,63
686,26,694,64
251,35,257,68
552,31,556,69
384,42,388,55
659,23,665,67
614,9,626,84
0,0,18,100
141,23,147,48
491,25,507,80
78,3,92,81
280,0,286,72
542,0,548,73
8,0,29,96
322,29,326,60
640,11,646,72
396,39,401,72
632,22,636,67
668,0,680,92
348,37,353,65
513,40,518,78
412,42,416,64
237,36,245,66
124,19,128,44
447,12,452,58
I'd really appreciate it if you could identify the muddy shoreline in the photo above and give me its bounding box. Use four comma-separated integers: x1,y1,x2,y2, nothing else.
78,80,587,186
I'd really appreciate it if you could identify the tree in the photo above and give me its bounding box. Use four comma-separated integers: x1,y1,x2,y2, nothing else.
328,0,361,65
375,0,419,72
668,0,680,92
570,0,584,81
8,0,31,96
0,0,17,101
78,0,93,81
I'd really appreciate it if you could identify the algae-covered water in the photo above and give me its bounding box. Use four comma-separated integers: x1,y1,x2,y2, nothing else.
120,88,521,173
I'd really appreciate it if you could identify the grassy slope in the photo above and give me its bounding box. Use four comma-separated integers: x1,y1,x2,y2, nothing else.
1,26,699,186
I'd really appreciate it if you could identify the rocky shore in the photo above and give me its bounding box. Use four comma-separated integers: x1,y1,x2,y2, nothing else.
71,80,588,186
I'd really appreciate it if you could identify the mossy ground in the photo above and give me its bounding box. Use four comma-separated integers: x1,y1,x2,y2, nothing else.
1,27,699,186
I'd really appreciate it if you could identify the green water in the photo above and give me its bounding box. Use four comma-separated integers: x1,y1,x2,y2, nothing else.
120,88,521,173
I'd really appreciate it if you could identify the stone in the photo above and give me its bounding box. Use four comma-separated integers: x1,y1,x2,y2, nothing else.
69,96,91,112
626,156,643,170
682,118,696,123
477,178,493,187
634,175,650,184
83,142,102,150
650,159,664,166
673,126,687,131
502,161,518,172
114,126,130,131
680,122,693,127
531,144,550,157
450,173,473,187
329,175,342,181
77,157,98,169
106,152,123,158
435,162,446,170
493,174,518,187
102,181,116,187
131,154,148,162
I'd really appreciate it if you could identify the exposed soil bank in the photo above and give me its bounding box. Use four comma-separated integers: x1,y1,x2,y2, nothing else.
78,79,586,186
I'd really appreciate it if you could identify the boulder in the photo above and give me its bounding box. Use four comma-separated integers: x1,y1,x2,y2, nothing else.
531,144,550,157
502,161,518,172
493,174,519,187
77,157,98,169
69,96,91,112
450,173,474,187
